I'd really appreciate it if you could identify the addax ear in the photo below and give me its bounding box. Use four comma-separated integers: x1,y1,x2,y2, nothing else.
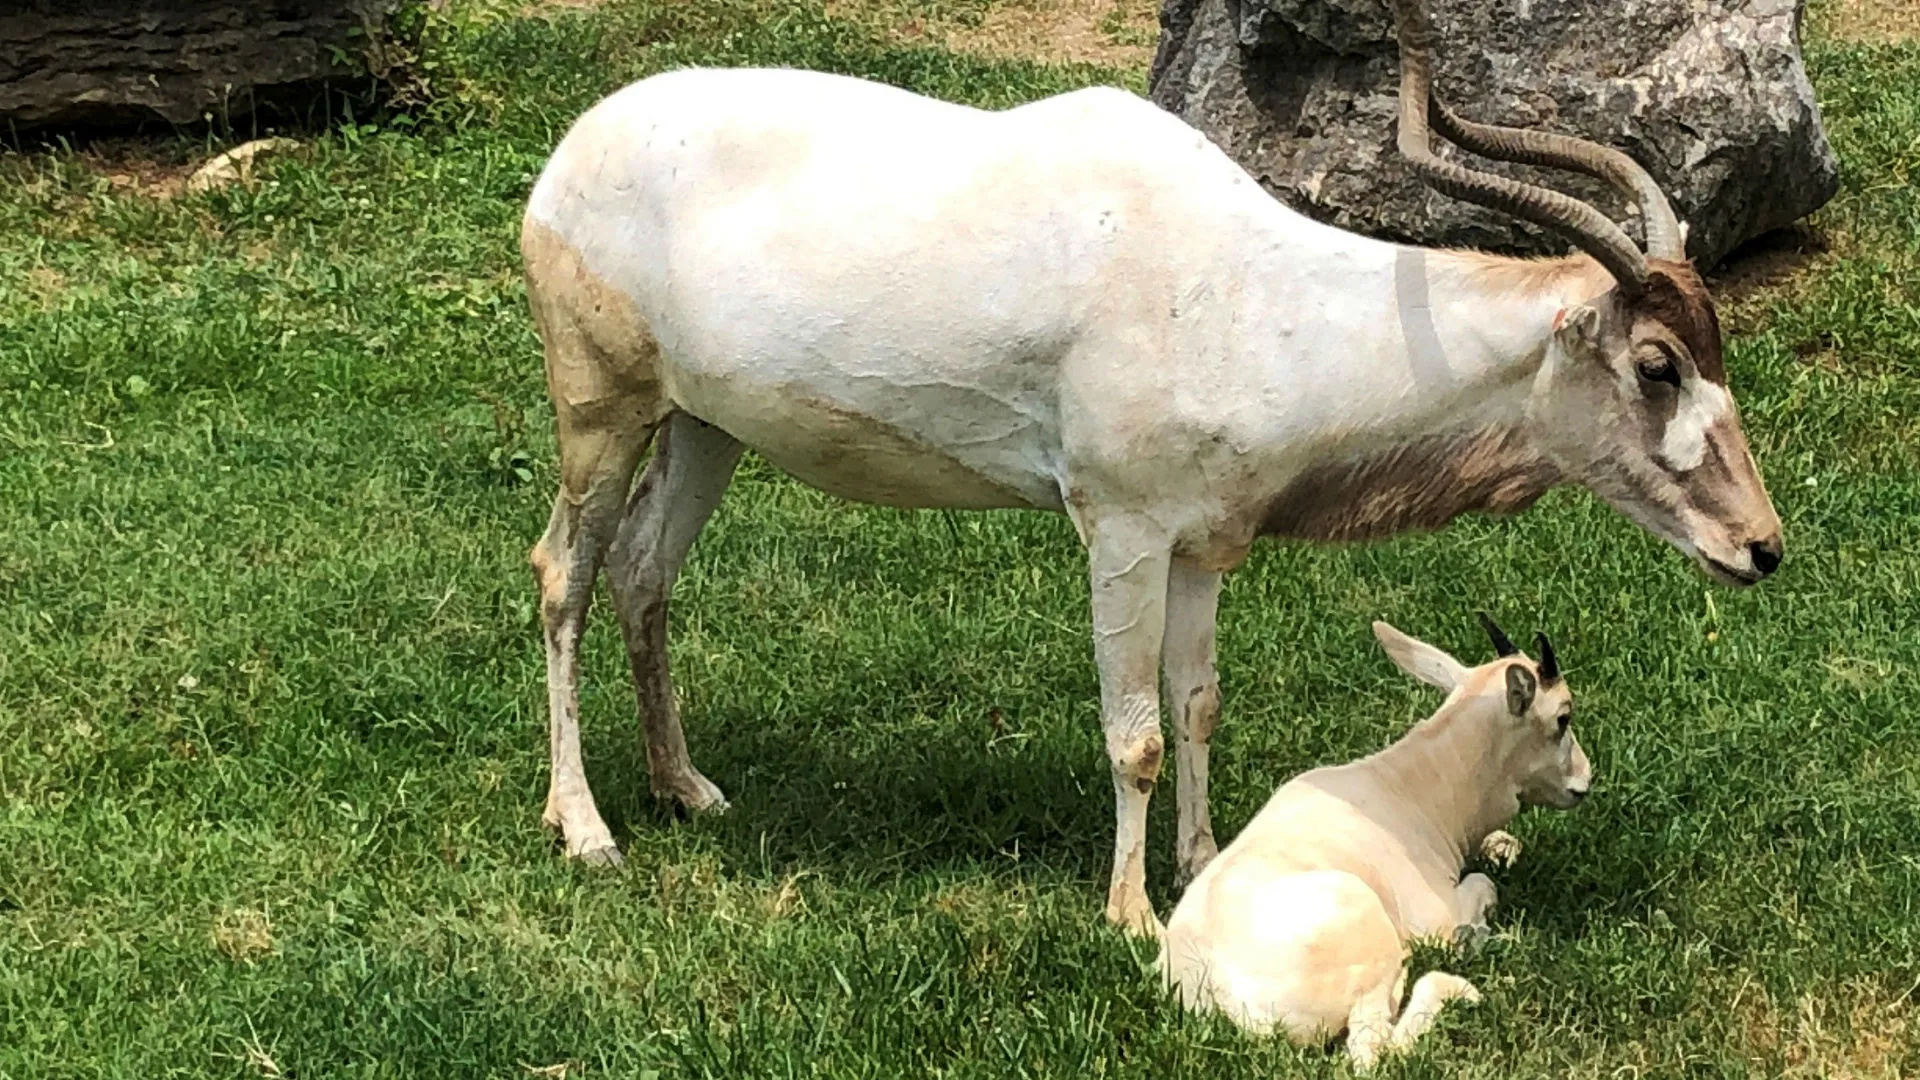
1505,665,1538,717
1373,621,1467,692
1552,304,1602,353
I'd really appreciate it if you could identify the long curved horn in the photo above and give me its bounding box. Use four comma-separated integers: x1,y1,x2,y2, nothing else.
1390,0,1650,291
1534,631,1561,685
1430,100,1686,260
1477,611,1519,657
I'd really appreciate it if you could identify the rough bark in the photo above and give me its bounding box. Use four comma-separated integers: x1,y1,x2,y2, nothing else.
1150,0,1839,267
0,1,399,134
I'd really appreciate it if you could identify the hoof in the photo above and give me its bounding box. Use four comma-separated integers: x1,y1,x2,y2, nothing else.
1454,921,1491,952
572,842,625,868
1104,892,1162,938
1479,830,1523,869
544,802,623,866
656,771,729,815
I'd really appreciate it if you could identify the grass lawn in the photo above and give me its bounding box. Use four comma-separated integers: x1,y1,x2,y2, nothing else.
4,0,1920,1075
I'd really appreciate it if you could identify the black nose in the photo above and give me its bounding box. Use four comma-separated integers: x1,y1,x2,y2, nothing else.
1567,787,1590,802
1748,538,1783,578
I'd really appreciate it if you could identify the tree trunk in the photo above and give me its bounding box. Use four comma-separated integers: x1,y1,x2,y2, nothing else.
0,1,399,135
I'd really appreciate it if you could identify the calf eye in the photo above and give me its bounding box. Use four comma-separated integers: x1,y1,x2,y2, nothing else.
1556,711,1572,736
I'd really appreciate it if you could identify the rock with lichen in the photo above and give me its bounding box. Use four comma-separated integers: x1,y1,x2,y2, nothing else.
1150,0,1839,266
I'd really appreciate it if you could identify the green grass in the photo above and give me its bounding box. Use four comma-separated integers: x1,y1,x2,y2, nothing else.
4,1,1920,1075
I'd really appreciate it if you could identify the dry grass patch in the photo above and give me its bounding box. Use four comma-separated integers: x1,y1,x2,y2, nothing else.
72,138,210,202
829,0,1160,70
1813,0,1920,43
1730,973,1919,1078
1708,224,1834,332
211,906,276,962
21,265,71,311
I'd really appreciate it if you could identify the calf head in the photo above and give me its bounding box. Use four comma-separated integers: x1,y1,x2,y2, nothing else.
1372,613,1592,810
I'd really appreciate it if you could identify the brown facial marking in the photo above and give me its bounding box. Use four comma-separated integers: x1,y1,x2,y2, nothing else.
1260,426,1561,542
1635,260,1724,385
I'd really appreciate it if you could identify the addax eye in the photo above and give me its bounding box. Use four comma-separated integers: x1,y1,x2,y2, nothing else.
1636,355,1681,387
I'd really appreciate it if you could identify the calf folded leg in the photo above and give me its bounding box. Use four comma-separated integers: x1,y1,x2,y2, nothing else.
1393,971,1480,1043
1478,829,1523,869
1452,872,1499,949
1348,970,1480,1071
605,412,744,812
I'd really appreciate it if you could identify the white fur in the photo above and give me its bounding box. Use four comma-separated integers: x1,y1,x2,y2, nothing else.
525,70,1586,534
1159,623,1590,1070
1660,381,1732,473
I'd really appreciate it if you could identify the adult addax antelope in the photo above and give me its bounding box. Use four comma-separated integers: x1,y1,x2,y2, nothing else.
519,0,1781,930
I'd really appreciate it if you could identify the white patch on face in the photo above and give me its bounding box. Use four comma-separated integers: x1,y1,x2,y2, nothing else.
1660,380,1732,473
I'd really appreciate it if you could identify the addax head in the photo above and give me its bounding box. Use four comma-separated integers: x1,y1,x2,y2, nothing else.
1388,0,1782,586
1371,613,1591,809
1531,261,1782,585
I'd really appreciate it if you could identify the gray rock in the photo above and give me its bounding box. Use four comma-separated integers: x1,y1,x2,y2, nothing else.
1150,0,1839,267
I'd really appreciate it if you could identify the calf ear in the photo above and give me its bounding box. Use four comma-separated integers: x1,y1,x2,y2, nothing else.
1505,665,1538,717
1373,621,1467,692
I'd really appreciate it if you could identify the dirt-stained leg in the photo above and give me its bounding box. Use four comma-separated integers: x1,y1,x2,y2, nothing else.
525,242,664,866
1163,557,1222,887
530,406,655,865
605,412,743,811
1085,514,1172,933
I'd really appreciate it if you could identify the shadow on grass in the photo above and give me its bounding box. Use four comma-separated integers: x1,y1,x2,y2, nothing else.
589,699,1118,881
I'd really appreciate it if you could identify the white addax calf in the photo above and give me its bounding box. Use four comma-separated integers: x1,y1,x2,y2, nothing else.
519,0,1780,932
1160,615,1588,1070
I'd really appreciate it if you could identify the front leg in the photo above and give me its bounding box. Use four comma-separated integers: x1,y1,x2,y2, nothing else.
1478,829,1523,870
1085,516,1172,934
1451,872,1499,950
1162,557,1223,887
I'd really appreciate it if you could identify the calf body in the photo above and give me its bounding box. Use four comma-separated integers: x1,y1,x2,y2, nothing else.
521,65,1774,926
1160,620,1589,1068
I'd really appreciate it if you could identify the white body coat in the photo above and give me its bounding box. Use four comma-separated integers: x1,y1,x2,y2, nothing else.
524,68,1568,556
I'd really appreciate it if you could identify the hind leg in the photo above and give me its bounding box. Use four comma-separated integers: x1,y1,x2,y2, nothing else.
1344,971,1404,1073
1388,972,1480,1053
605,412,743,812
532,414,654,863
525,265,665,864
1346,969,1480,1072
